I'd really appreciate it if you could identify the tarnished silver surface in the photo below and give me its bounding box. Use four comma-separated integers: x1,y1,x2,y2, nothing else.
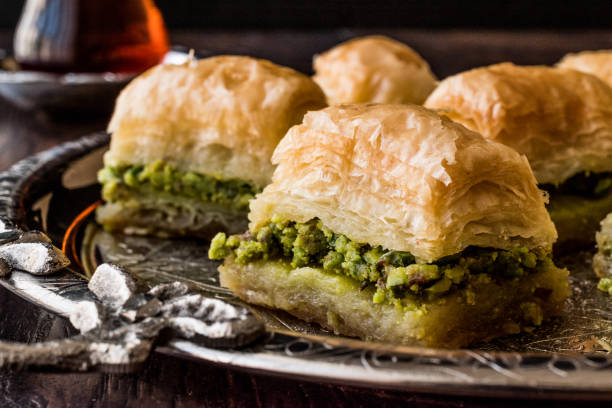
0,131,265,371
0,333,152,373
0,261,265,372
0,242,69,275
15,230,53,244
0,132,611,398
0,257,11,277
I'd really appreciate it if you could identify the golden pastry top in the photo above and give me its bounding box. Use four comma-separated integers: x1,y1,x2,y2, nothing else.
425,62,612,184
249,104,556,262
557,50,612,88
105,56,327,187
313,35,437,105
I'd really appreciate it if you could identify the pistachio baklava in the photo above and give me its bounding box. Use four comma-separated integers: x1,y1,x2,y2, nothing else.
97,56,326,237
313,36,437,105
209,104,569,348
425,63,612,247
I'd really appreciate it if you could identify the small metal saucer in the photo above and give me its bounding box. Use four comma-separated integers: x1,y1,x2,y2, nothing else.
0,52,133,114
0,48,209,114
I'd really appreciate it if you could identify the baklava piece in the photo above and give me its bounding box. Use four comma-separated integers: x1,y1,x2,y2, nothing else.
313,36,437,105
425,63,612,248
210,104,569,347
97,56,326,237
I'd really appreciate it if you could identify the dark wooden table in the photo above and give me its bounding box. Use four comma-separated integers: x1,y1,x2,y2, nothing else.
1,29,612,407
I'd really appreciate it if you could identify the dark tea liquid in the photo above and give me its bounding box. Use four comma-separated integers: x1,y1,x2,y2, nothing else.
14,0,169,73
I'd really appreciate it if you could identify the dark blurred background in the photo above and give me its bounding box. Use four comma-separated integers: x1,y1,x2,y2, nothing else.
2,0,612,29
3,1,612,79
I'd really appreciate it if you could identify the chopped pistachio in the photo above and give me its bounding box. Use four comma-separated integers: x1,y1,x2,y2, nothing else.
597,278,612,296
209,218,550,304
99,162,261,212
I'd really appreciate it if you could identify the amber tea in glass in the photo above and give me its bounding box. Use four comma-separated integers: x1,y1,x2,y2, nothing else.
13,0,169,73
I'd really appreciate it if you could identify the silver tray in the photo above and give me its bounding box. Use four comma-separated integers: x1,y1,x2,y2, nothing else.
0,132,611,400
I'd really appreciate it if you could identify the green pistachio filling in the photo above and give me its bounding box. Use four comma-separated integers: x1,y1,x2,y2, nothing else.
209,217,553,303
598,278,612,296
98,160,261,212
541,171,612,245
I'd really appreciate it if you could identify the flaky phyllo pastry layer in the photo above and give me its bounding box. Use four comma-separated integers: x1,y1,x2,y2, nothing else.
425,63,612,246
212,104,569,347
425,63,612,185
105,56,326,188
97,55,327,237
250,104,556,262
557,49,612,89
313,35,437,105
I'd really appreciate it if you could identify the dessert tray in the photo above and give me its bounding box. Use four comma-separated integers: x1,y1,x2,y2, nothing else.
0,132,611,400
